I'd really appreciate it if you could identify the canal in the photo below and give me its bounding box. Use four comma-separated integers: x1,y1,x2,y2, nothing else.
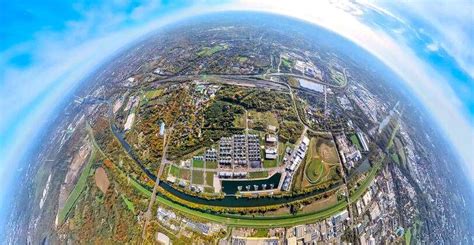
111,123,342,208
221,173,282,194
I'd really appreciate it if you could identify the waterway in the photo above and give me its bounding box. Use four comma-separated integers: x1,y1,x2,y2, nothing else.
111,123,342,207
221,173,282,194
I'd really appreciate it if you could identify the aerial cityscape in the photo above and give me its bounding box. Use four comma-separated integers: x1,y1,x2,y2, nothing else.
2,13,472,244
1,1,474,244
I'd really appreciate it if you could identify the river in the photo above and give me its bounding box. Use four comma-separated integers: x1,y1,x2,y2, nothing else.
111,123,342,207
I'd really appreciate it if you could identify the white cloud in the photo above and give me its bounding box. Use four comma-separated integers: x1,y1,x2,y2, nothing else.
375,0,474,78
1,0,473,207
426,42,440,52
225,0,474,181
0,2,222,206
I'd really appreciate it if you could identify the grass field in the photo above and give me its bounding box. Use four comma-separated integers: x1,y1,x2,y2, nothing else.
350,134,362,151
281,56,293,69
391,153,400,165
304,137,340,185
192,170,204,185
206,161,218,169
405,227,412,245
192,159,204,168
237,55,248,63
121,194,135,213
386,122,400,150
394,137,406,166
305,158,324,183
329,68,347,86
197,44,228,57
233,113,247,128
169,165,180,177
143,89,163,100
205,172,214,186
248,110,278,130
248,171,269,179
122,162,380,228
253,228,269,237
181,169,191,181
263,159,278,168
58,149,96,224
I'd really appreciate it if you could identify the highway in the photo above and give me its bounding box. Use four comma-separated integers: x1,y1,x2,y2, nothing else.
78,72,380,229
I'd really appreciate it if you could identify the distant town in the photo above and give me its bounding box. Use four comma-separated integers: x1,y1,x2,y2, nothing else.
6,14,473,244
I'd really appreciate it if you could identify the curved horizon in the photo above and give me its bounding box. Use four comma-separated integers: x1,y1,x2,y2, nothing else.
1,0,473,223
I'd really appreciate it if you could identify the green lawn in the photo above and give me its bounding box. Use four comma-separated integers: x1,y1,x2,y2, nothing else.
144,89,163,100
253,228,269,237
58,150,96,224
330,68,347,86
206,161,218,169
391,153,400,165
281,57,293,69
125,169,350,227
248,110,278,130
169,165,180,177
205,172,214,186
197,44,228,57
192,159,204,168
121,194,135,213
192,170,204,185
263,159,278,168
123,163,381,228
237,56,248,63
394,137,407,166
305,159,324,183
350,134,362,151
304,138,326,184
386,122,400,150
404,227,412,245
248,171,269,179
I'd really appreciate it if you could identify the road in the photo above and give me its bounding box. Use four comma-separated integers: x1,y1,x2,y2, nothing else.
86,71,382,229
120,70,345,91
141,126,173,239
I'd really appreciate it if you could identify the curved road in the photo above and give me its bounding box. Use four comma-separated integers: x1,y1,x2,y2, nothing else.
86,73,369,227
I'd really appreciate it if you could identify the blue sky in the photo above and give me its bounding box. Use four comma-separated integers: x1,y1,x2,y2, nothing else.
0,0,473,212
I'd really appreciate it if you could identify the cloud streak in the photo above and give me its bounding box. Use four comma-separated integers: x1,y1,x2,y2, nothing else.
227,0,474,181
0,0,472,210
0,0,224,208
